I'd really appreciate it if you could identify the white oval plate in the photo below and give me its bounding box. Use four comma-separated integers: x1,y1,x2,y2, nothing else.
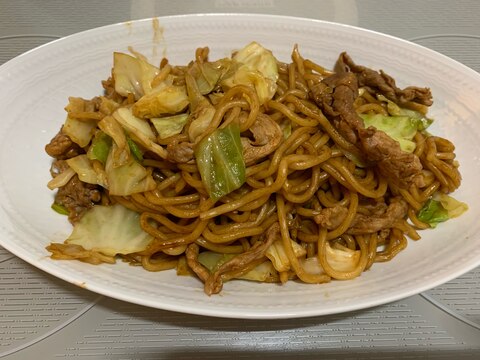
1,14,479,319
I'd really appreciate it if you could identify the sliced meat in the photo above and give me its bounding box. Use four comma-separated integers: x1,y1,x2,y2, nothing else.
311,57,424,189
203,222,280,295
242,114,283,165
335,52,433,106
314,205,349,230
311,72,362,144
347,197,408,234
45,129,83,160
167,140,194,163
54,174,102,224
358,127,424,188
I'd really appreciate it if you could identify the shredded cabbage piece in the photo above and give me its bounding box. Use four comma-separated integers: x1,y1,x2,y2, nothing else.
194,122,246,200
151,113,189,139
265,239,306,272
221,41,278,104
418,193,468,227
66,204,153,256
112,52,160,99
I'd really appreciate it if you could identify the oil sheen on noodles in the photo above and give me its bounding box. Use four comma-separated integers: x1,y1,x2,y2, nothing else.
44,42,465,295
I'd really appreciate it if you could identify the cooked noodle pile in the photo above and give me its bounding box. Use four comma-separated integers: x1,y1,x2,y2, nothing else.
45,43,465,295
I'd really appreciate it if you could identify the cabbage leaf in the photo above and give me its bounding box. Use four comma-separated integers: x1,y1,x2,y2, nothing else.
132,82,189,119
113,52,160,99
194,122,246,200
300,244,360,274
417,193,468,228
66,154,107,187
265,239,306,272
360,114,423,153
112,107,166,159
151,113,189,139
66,204,152,256
87,131,112,164
221,42,278,105
62,116,97,148
105,143,156,196
197,251,277,282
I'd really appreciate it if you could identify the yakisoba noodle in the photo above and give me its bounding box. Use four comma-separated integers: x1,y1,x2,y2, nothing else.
45,42,464,295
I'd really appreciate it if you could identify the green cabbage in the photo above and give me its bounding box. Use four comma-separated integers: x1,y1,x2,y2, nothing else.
62,116,97,148
87,131,112,164
265,239,306,272
132,82,189,119
360,114,417,152
66,154,107,187
359,95,434,153
105,143,156,196
112,107,166,159
66,204,152,256
151,113,189,139
185,71,216,143
190,58,231,95
300,244,360,274
112,52,160,99
418,193,468,228
377,94,433,130
197,251,277,282
194,122,246,201
221,42,278,104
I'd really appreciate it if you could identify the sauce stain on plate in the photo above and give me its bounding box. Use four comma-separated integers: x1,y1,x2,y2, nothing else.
152,17,166,58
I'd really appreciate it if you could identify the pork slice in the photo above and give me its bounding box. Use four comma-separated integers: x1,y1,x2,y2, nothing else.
54,175,102,224
45,129,83,160
347,197,408,234
358,127,424,188
335,52,433,106
311,64,423,189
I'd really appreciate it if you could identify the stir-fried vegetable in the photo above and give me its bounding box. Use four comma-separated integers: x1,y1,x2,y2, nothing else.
194,122,246,201
66,154,107,187
185,71,217,143
300,244,361,274
360,114,422,153
62,116,97,148
105,143,156,196
66,204,152,256
151,113,189,139
113,52,160,99
359,94,434,153
197,251,277,282
418,193,468,228
87,131,112,164
112,107,166,159
265,239,306,272
221,41,278,105
132,81,189,119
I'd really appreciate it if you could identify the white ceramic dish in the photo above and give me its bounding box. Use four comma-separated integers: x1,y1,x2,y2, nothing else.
0,14,479,319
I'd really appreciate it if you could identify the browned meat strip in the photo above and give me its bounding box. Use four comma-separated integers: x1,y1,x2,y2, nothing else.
54,174,102,224
311,55,425,189
314,205,349,230
347,197,408,234
311,72,362,144
167,140,194,163
45,129,83,159
203,222,280,295
242,114,283,165
335,52,433,106
358,127,424,188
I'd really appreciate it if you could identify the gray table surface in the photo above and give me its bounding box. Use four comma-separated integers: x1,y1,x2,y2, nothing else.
1,0,479,359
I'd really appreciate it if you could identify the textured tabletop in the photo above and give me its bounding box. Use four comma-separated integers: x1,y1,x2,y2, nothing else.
1,0,480,359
